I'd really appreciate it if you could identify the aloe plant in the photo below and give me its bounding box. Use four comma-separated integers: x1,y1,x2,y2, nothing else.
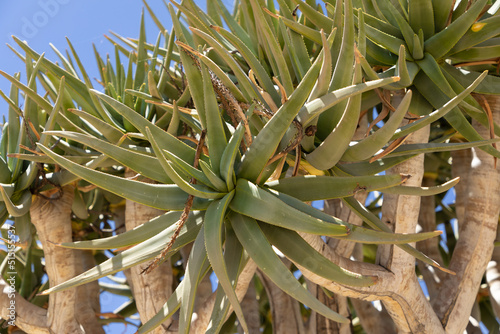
1,1,500,333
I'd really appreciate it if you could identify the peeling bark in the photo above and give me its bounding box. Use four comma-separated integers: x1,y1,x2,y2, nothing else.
30,186,99,333
0,276,49,333
350,299,396,334
258,268,305,334
432,95,500,333
124,170,173,333
191,259,258,333
416,177,445,300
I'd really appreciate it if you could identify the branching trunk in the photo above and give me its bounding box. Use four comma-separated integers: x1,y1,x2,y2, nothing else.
432,95,500,333
259,268,305,334
416,177,445,299
190,259,258,333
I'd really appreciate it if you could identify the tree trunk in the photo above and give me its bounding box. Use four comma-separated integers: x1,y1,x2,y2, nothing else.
30,186,104,333
432,94,500,333
124,169,173,333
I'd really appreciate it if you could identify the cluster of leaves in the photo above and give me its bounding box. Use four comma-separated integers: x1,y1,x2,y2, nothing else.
1,0,500,332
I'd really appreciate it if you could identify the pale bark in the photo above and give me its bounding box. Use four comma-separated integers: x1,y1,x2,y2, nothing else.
191,259,258,333
297,232,444,333
486,229,500,318
239,281,261,334
30,185,100,333
258,269,305,334
350,299,396,334
416,177,445,299
0,276,49,333
124,169,173,333
432,95,500,333
74,250,103,333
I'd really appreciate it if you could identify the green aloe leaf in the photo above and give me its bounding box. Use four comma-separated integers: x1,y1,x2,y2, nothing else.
0,187,31,217
90,90,205,164
413,72,500,159
408,0,435,40
162,149,216,189
220,123,244,190
268,187,440,244
178,227,210,334
146,127,225,199
248,0,294,96
206,226,247,334
342,196,454,274
382,177,459,196
230,212,349,324
306,59,362,169
37,143,210,210
201,63,227,176
199,160,227,192
261,223,377,286
68,109,129,144
341,90,412,162
230,179,349,236
449,15,500,54
266,174,405,201
213,25,281,106
424,0,488,59
298,76,400,126
44,131,171,184
441,64,500,96
387,138,500,158
290,0,334,32
204,191,249,333
238,54,322,181
40,210,202,296
391,70,487,139
58,211,204,250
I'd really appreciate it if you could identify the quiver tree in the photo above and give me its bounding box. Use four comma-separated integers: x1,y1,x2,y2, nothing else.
1,1,500,333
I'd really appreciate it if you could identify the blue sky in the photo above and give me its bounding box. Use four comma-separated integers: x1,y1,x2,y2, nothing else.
0,1,218,333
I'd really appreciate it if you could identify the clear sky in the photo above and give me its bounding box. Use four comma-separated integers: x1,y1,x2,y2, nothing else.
0,1,221,333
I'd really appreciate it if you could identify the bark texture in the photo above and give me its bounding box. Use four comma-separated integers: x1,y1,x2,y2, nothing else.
432,94,500,333
124,169,173,333
30,186,104,333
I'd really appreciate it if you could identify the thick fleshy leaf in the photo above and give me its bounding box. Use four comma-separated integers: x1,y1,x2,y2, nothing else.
306,59,362,169
0,187,31,217
424,0,488,59
237,55,322,181
230,212,349,324
266,174,405,201
90,90,204,165
220,123,244,190
230,179,349,236
204,191,248,333
341,90,412,162
37,144,210,210
298,76,400,126
178,227,210,334
342,196,454,274
40,212,202,296
387,138,500,158
205,227,247,334
58,211,204,250
261,223,377,286
269,188,440,244
382,177,459,196
391,70,487,139
146,127,225,199
44,131,171,184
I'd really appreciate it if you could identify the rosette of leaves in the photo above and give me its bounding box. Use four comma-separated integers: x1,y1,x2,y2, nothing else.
335,0,500,158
